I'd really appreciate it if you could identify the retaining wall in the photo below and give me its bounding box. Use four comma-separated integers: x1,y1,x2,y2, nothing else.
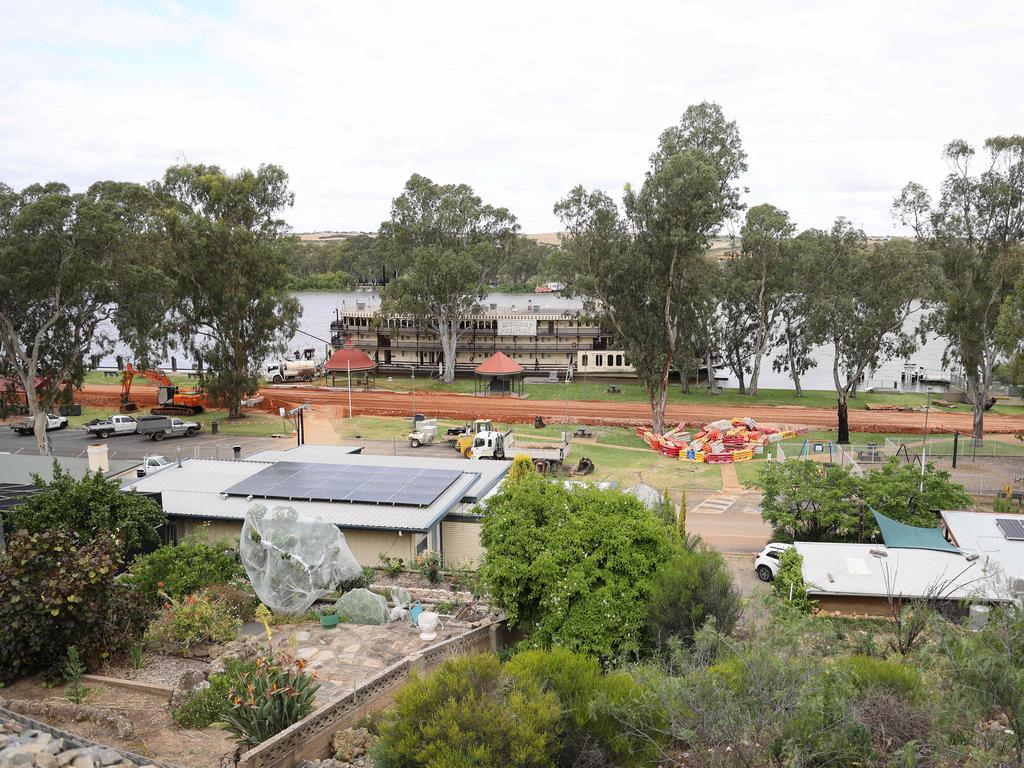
236,619,504,768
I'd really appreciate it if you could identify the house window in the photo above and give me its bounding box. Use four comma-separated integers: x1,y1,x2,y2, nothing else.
416,533,428,555
596,355,603,367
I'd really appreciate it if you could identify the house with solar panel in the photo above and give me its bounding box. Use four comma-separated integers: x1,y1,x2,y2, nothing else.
794,510,1017,616
941,510,1024,598
121,444,509,568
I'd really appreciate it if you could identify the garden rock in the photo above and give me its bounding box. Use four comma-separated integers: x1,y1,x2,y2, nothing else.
332,727,375,762
170,670,210,710
389,587,412,607
240,505,363,616
335,589,388,625
0,717,145,768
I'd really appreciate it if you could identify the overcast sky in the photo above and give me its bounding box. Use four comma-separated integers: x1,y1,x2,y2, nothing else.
1,0,1021,235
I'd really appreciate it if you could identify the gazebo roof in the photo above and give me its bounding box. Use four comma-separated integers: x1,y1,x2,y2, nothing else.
474,351,524,376
324,346,376,372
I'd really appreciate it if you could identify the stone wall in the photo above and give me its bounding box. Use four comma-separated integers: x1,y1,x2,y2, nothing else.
235,619,504,768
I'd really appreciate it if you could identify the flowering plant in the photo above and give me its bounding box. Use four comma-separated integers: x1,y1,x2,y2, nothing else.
415,549,442,584
222,647,320,746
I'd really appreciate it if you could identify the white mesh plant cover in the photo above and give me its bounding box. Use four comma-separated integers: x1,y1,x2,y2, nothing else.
240,504,363,615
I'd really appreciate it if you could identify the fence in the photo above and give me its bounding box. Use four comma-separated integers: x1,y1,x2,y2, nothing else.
236,619,503,768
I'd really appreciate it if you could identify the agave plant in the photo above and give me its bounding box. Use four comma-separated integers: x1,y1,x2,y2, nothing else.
222,648,320,747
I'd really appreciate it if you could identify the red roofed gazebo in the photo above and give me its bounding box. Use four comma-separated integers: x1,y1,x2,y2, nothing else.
324,345,377,388
473,351,524,396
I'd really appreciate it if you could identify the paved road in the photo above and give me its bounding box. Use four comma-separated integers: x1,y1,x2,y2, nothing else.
685,489,772,554
0,426,290,463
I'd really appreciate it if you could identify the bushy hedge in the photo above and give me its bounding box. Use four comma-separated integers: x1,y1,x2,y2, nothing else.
0,529,149,683
479,476,673,661
834,655,922,701
126,535,245,603
772,548,813,613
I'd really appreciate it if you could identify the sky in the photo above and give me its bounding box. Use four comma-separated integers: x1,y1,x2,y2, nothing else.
1,0,1022,235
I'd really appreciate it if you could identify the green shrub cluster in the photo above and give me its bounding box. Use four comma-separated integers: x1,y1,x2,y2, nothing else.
127,535,245,603
172,659,257,729
772,548,813,613
834,654,922,701
0,529,149,683
145,592,241,651
222,649,320,747
479,476,673,661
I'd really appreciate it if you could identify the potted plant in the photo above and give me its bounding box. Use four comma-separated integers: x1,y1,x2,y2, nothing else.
319,605,340,629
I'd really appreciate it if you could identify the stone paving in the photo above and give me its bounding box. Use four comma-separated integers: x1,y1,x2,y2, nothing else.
272,619,474,702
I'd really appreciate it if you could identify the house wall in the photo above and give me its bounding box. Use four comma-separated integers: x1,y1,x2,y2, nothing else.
811,594,894,617
441,520,484,568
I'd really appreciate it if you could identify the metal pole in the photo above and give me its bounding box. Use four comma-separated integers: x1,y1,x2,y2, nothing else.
412,367,416,417
919,389,932,492
952,431,959,469
347,361,353,420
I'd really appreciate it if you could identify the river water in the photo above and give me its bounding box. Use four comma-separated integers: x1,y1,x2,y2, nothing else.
98,289,952,393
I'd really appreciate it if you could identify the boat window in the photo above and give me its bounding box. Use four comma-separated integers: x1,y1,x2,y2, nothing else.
581,355,588,366
596,355,603,366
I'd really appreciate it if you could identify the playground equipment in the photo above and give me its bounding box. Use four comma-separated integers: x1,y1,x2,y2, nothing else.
636,417,804,464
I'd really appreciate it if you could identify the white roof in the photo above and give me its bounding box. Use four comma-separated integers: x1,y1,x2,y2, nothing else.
122,451,508,532
246,445,363,462
625,482,664,510
941,510,1024,594
794,541,1011,602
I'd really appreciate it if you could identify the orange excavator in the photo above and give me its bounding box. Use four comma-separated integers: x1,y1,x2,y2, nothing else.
120,363,208,416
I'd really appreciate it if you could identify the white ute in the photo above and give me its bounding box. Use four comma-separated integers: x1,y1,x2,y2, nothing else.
10,414,68,435
754,542,793,582
85,414,139,439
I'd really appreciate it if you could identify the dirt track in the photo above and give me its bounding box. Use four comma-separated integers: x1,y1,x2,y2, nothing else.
78,383,1024,435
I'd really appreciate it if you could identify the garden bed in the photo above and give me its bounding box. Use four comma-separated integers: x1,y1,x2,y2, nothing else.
0,678,234,768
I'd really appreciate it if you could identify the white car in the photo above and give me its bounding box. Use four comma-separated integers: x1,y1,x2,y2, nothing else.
11,413,68,435
754,542,793,582
141,455,172,475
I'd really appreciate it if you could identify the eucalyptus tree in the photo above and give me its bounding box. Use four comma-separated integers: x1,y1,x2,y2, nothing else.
734,204,796,395
802,221,929,443
158,163,301,418
377,174,519,383
0,181,163,455
894,136,1024,444
555,103,747,432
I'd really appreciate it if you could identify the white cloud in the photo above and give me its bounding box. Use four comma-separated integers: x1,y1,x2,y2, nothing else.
0,0,1021,234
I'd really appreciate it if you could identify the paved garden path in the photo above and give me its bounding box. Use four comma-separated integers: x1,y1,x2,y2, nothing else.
273,619,474,703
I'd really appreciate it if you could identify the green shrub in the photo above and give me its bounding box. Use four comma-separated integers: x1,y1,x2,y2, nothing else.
222,650,320,747
338,566,373,593
172,659,257,729
646,545,741,648
6,463,166,556
198,582,259,622
145,592,240,651
772,548,813,613
378,553,404,577
835,655,922,701
480,476,673,661
0,529,150,684
414,549,442,584
373,654,561,768
127,535,245,604
63,646,92,704
504,647,661,767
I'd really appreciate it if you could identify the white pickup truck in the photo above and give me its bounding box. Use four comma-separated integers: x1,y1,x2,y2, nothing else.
85,414,140,439
10,413,68,436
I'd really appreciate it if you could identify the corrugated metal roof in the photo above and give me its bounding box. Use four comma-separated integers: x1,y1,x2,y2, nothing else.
941,510,1024,593
159,470,477,531
795,541,1010,602
121,451,507,532
245,445,363,462
0,453,137,483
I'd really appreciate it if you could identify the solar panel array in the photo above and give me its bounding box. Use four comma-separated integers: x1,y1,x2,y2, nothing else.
996,518,1024,541
224,462,464,508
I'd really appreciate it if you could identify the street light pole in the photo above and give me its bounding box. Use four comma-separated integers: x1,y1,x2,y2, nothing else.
920,388,932,492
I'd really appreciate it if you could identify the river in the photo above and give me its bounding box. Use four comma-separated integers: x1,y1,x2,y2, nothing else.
97,290,953,393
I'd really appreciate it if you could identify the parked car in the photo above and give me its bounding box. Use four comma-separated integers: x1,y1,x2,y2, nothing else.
135,415,201,441
141,455,172,474
84,414,139,439
754,542,793,582
10,413,68,436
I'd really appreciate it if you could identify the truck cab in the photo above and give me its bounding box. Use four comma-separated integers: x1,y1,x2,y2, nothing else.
455,419,494,456
470,430,509,460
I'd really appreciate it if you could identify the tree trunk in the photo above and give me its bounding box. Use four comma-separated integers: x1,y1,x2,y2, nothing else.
706,352,720,395
649,378,669,435
749,350,762,397
786,326,802,397
837,395,850,445
23,377,51,457
439,321,458,384
734,352,746,395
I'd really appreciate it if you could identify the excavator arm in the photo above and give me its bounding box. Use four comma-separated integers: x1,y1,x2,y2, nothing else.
120,363,202,415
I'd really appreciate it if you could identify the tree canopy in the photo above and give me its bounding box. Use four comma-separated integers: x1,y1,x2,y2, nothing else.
158,163,302,418
5,462,166,556
377,174,519,383
894,136,1024,444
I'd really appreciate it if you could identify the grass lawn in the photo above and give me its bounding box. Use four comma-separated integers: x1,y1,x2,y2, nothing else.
373,374,1024,414
576,443,722,491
